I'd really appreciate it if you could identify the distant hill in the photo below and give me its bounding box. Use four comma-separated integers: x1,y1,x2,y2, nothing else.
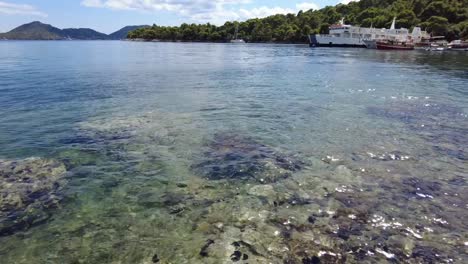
109,25,149,40
0,21,145,40
61,28,110,40
0,21,63,40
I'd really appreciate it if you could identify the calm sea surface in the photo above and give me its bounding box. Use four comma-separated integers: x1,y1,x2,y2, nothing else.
0,41,467,263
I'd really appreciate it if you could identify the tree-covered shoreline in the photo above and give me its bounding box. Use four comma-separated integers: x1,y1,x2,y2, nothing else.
128,0,468,43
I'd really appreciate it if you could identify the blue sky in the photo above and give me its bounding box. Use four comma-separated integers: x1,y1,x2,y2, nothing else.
0,0,354,34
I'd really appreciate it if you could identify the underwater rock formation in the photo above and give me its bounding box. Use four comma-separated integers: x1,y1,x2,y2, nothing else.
192,133,303,183
367,101,467,161
366,102,463,124
0,158,66,236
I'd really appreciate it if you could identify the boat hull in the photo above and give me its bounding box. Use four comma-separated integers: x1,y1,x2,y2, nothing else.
309,35,366,48
376,42,414,50
230,39,245,43
363,40,377,49
448,44,468,51
448,48,468,51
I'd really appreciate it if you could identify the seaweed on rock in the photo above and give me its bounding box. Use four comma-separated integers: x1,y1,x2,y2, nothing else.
192,133,303,183
0,158,67,236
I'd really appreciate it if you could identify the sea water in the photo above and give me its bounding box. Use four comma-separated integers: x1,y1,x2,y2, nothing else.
0,41,467,263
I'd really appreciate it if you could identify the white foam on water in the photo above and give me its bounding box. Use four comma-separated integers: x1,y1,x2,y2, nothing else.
376,248,395,259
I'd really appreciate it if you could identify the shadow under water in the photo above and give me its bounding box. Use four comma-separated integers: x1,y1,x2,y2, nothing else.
192,133,304,183
367,99,468,161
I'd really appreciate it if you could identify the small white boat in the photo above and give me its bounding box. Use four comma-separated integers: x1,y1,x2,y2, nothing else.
425,43,446,51
230,39,245,44
426,47,445,51
415,36,447,49
448,40,468,51
230,24,245,44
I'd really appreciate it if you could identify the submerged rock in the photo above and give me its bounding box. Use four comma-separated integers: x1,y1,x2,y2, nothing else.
367,101,467,161
230,241,256,262
151,253,160,263
401,177,442,197
247,185,276,198
199,239,215,257
366,102,462,124
192,134,303,183
0,158,67,236
302,256,321,264
433,145,467,161
58,149,103,169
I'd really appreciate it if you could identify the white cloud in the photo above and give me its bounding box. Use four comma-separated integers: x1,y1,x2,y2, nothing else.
296,2,319,11
82,0,250,13
239,6,295,19
81,0,320,24
81,0,104,8
0,1,47,17
340,0,360,4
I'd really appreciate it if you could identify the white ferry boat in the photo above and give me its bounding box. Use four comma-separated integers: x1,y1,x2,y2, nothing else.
309,18,428,48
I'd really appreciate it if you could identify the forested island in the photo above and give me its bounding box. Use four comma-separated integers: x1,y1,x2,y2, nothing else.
128,0,468,43
0,22,148,40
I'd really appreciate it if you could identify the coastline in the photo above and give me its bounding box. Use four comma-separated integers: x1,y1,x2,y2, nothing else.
126,38,309,44
0,38,309,44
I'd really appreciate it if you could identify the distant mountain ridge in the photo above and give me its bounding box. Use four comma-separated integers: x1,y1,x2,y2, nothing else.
62,28,110,40
0,21,149,40
109,25,150,40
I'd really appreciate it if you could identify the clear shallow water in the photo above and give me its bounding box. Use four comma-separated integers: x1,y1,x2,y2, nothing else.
0,41,467,263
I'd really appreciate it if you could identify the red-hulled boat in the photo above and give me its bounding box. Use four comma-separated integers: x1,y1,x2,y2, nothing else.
376,40,414,50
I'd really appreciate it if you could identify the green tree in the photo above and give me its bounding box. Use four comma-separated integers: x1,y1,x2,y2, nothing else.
397,10,419,29
423,16,450,35
127,0,467,42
